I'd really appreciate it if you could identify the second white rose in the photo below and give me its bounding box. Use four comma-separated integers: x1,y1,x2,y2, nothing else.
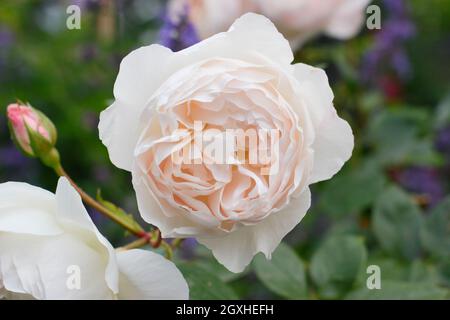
168,0,371,49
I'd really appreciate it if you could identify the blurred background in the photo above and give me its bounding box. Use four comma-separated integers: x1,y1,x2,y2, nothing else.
0,0,449,299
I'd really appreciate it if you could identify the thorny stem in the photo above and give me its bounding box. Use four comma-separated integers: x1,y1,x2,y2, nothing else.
54,165,145,237
53,165,178,257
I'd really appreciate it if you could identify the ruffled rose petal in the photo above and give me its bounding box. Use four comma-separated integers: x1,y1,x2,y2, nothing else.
293,63,354,184
325,0,371,39
0,182,62,236
227,13,293,66
116,249,189,300
99,12,354,274
198,187,311,272
99,45,174,171
55,177,119,295
0,233,114,300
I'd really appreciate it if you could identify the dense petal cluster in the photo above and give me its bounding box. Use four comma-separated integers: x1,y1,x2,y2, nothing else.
99,14,354,272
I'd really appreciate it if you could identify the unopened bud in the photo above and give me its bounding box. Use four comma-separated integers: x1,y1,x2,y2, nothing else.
7,102,58,162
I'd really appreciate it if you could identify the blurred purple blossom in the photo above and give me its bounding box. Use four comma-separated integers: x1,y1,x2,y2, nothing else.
0,146,29,168
86,207,106,226
93,165,111,183
81,110,99,131
361,0,416,84
178,238,198,260
79,44,98,62
0,25,14,79
435,126,450,157
0,26,14,49
394,166,444,207
71,0,100,11
158,4,200,52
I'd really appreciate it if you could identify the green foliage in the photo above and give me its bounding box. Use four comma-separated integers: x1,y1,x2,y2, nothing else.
319,160,386,217
366,108,441,166
96,190,144,234
178,263,239,300
372,186,423,260
420,197,450,259
310,235,367,299
253,243,308,299
347,281,448,300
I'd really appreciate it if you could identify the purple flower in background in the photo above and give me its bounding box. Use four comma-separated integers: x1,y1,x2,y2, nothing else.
72,0,100,11
361,0,416,84
436,126,450,157
0,146,29,168
81,110,99,131
93,165,112,183
435,126,450,182
178,238,198,260
394,166,444,207
79,44,98,62
0,25,15,79
87,207,105,226
0,26,14,49
158,4,200,52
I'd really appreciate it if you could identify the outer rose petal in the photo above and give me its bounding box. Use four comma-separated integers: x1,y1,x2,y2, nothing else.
160,13,294,76
198,188,311,273
0,233,115,299
99,45,174,171
116,249,189,300
99,100,141,171
325,0,371,39
55,177,119,295
293,63,354,183
226,13,293,66
171,0,249,39
0,182,62,236
309,108,354,183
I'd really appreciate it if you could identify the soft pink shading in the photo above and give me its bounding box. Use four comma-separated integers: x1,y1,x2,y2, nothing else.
99,14,354,272
7,103,51,154
169,0,371,48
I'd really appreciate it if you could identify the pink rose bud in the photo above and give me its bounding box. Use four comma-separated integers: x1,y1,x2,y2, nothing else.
7,103,57,158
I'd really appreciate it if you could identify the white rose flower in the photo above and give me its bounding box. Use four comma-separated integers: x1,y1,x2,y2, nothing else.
168,0,370,49
168,0,256,40
0,177,188,300
99,13,353,272
255,0,371,48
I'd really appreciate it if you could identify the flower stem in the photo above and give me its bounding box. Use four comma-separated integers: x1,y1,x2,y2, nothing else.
118,231,174,260
54,165,147,238
117,237,150,251
53,165,174,256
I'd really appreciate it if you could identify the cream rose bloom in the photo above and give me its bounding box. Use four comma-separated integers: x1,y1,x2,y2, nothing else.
168,0,256,40
0,177,188,300
99,13,353,272
169,0,370,48
256,0,371,48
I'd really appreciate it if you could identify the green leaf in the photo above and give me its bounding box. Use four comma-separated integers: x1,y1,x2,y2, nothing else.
362,254,442,286
408,260,441,284
195,258,248,283
319,160,386,217
253,243,307,299
366,109,439,166
346,281,448,300
310,235,367,299
437,259,450,287
96,190,144,233
434,93,450,128
372,186,423,260
178,263,238,300
420,197,450,258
